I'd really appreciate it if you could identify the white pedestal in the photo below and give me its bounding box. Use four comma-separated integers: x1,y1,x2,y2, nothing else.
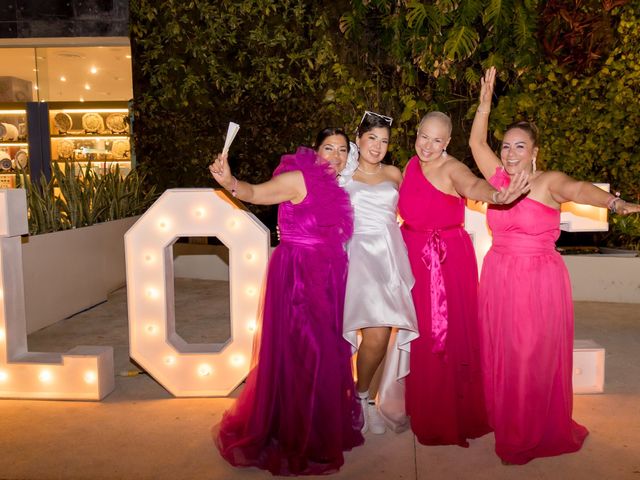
573,339,605,394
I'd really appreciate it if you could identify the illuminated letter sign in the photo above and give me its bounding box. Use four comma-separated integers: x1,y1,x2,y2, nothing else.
0,189,114,400
125,189,269,397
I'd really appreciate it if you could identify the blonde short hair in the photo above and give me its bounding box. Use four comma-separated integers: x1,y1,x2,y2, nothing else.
418,111,452,137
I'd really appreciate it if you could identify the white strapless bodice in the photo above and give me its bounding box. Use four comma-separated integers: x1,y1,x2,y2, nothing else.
347,180,399,233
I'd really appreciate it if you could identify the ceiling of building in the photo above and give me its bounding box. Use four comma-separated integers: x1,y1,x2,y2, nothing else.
0,45,133,102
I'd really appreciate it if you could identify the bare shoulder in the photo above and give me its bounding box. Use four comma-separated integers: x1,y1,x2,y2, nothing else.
443,155,472,175
536,170,572,187
382,164,403,184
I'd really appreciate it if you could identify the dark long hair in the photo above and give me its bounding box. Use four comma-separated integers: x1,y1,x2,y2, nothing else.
313,128,350,151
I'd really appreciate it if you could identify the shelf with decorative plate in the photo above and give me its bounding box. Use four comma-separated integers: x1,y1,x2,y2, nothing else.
48,101,132,175
0,104,29,187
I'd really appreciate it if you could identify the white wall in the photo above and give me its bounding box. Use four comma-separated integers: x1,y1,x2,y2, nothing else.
22,217,138,333
563,256,640,304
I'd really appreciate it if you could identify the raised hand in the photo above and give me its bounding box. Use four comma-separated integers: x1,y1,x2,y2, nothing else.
616,200,640,215
494,171,530,205
479,67,496,112
209,152,233,189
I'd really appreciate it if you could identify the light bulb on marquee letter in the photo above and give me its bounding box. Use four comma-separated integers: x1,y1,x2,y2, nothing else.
125,189,270,397
39,370,53,384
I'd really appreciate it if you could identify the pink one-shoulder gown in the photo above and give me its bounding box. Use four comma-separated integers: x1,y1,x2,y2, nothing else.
399,156,491,447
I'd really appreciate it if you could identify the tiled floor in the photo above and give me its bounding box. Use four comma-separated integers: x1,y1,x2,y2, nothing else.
0,280,638,479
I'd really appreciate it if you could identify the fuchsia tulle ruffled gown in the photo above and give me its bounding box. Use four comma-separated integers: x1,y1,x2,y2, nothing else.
480,167,588,464
398,157,491,447
213,147,364,476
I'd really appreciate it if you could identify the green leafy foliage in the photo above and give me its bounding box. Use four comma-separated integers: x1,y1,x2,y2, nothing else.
485,4,640,248
130,0,638,247
16,164,157,235
130,0,352,192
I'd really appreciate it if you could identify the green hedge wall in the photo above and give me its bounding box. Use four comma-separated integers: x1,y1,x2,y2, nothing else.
130,0,639,247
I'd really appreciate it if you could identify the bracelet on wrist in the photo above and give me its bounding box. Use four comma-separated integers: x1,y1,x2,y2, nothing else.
230,176,238,197
491,190,500,204
477,109,490,114
607,195,622,213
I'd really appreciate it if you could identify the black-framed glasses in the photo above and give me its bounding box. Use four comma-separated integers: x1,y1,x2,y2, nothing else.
359,110,393,127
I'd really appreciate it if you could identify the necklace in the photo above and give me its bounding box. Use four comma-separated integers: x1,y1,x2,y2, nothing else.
357,163,382,175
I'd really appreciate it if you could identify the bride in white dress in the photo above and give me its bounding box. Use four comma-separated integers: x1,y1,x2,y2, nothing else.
341,112,419,434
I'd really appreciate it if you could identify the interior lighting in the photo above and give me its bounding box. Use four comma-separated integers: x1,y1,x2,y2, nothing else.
198,364,212,377
61,109,128,114
60,76,67,82
164,356,176,365
0,328,5,341
247,321,257,333
0,371,8,382
84,371,97,384
84,83,91,91
246,286,257,297
90,66,98,74
39,370,53,383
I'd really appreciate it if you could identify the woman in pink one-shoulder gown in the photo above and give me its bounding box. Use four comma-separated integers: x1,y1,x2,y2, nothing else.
209,129,363,476
399,112,528,447
470,68,640,464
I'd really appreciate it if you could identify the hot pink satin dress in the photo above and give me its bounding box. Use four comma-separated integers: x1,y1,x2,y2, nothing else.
398,156,491,446
480,167,588,464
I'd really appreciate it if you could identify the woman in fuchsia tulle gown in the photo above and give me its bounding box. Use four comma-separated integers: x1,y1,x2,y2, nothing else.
209,129,363,476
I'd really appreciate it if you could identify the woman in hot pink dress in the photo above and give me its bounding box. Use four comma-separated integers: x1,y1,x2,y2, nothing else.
209,129,363,476
470,68,640,464
399,112,528,447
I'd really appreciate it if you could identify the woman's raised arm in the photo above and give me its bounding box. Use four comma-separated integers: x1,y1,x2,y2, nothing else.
469,67,503,181
209,153,306,206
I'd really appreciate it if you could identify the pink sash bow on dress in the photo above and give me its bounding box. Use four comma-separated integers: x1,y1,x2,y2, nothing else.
403,224,462,354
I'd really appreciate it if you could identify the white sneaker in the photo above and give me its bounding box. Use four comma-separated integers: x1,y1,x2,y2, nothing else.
367,402,386,435
359,396,369,434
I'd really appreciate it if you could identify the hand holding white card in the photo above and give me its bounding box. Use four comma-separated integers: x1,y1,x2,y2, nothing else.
222,122,240,157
